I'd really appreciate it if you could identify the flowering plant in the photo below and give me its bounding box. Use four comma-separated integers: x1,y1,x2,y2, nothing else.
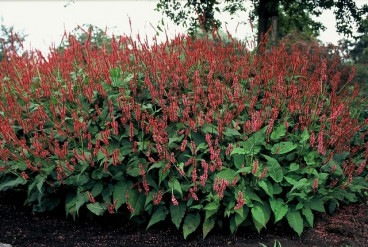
0,30,367,238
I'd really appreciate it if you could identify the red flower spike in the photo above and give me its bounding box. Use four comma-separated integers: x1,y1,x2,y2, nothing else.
252,160,258,175
312,178,318,193
171,194,179,206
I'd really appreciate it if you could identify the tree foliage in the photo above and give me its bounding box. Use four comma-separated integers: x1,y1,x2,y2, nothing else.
0,22,26,61
156,0,368,43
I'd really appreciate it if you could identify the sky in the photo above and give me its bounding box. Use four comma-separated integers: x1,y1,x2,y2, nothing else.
0,0,365,54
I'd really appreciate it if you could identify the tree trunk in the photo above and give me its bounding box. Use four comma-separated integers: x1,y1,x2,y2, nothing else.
271,16,278,45
257,0,279,45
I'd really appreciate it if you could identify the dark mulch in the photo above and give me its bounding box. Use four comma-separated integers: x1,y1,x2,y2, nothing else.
0,190,367,247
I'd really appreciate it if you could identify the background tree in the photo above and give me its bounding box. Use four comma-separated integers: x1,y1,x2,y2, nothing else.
58,24,111,50
0,21,26,61
345,16,368,95
156,0,368,44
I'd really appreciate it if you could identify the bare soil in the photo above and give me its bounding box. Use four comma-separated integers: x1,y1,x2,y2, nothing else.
0,190,367,247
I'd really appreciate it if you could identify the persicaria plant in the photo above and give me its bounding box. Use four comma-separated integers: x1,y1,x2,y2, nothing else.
0,28,367,239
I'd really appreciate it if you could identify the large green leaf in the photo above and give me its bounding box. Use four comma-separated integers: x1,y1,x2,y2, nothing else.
86,202,106,216
183,213,201,239
64,174,89,186
242,130,266,155
258,180,273,197
300,129,310,143
233,154,245,169
0,176,27,191
251,202,271,232
289,178,308,194
204,200,220,211
113,180,133,210
308,197,325,213
91,181,104,197
129,189,146,217
170,202,186,229
286,209,304,236
146,206,168,230
269,198,288,223
270,124,286,141
251,204,265,228
216,169,237,183
271,142,297,154
168,178,183,197
223,128,241,137
262,155,283,183
202,218,215,239
302,207,314,227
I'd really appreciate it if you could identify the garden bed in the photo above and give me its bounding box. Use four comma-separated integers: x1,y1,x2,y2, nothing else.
1,190,367,247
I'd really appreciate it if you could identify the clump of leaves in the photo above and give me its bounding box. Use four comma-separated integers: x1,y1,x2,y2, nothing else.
0,28,367,239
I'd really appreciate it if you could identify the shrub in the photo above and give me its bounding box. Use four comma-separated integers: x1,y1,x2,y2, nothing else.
0,31,367,239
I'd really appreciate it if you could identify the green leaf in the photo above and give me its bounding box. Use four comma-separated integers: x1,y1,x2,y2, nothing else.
86,202,106,216
146,206,168,230
205,209,217,220
309,198,325,213
169,135,184,145
0,176,27,191
148,160,165,172
223,128,241,137
251,202,271,232
300,129,310,143
231,147,246,155
289,163,299,172
91,181,104,197
258,180,273,198
64,175,89,186
242,130,265,155
168,178,183,197
34,175,45,194
271,124,286,141
170,202,186,229
113,180,133,210
216,169,237,183
251,204,265,228
302,207,314,227
289,178,308,194
233,154,245,169
263,155,283,183
201,124,218,135
76,192,88,213
271,142,297,154
203,218,215,239
286,209,304,236
129,189,146,217
65,192,77,217
204,200,219,211
183,213,201,239
269,198,288,223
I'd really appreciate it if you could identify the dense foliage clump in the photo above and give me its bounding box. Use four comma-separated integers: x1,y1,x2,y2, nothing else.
0,30,367,238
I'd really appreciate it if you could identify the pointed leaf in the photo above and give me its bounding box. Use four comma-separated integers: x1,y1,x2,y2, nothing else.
271,124,286,141
302,207,314,227
263,155,283,183
269,198,288,223
168,178,183,197
286,209,304,236
258,180,273,197
146,206,168,230
183,213,201,239
113,180,133,210
86,202,106,216
271,142,297,154
216,169,237,183
170,202,186,229
203,218,215,239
